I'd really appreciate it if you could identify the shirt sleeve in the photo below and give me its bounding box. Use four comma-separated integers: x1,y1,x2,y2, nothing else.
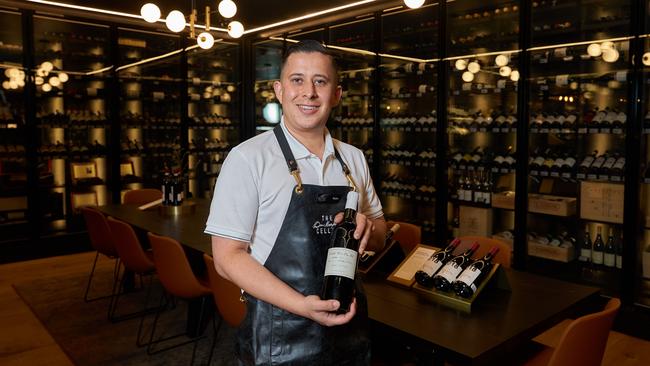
358,153,383,220
204,148,259,242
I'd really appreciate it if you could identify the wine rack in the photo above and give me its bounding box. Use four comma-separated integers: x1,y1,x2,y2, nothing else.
254,39,283,133
33,16,112,233
117,28,181,201
0,10,28,241
186,40,240,199
637,28,650,309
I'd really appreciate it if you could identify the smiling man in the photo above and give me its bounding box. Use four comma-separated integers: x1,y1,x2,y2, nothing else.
205,40,386,365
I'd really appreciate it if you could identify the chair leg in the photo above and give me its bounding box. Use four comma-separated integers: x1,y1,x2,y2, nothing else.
110,272,161,324
84,253,120,302
206,315,223,366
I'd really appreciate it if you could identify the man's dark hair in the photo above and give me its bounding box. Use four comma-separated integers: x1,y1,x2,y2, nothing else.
281,40,339,82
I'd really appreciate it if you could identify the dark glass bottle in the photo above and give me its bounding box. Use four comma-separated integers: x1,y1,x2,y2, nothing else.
579,230,592,262
322,191,360,314
414,238,461,288
432,242,480,292
592,226,605,265
604,228,616,268
452,246,500,298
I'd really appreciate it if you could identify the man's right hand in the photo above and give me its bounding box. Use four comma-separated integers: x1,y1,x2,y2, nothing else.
302,295,357,326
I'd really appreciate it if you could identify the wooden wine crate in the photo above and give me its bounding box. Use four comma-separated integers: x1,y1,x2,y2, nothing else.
528,194,577,217
527,240,576,263
459,205,493,237
412,264,509,313
491,191,515,210
580,181,624,224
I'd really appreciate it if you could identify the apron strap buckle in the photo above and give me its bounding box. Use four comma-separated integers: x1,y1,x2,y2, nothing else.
291,170,304,194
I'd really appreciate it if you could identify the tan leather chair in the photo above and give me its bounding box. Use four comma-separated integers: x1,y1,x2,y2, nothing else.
523,298,621,366
456,235,512,268
147,233,212,364
386,220,421,254
123,188,163,205
80,207,120,302
203,254,247,365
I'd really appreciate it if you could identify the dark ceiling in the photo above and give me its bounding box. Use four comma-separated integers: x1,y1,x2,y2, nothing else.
66,0,365,32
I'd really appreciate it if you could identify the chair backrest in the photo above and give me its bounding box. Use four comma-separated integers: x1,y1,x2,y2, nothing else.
80,207,117,257
547,298,621,366
123,188,163,205
456,236,512,268
203,254,247,327
386,220,421,254
107,216,154,274
148,232,209,299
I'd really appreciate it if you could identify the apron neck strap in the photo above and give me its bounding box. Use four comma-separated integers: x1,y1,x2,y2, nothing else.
273,125,357,192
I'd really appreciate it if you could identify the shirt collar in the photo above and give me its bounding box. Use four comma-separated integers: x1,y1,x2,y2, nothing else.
280,116,335,161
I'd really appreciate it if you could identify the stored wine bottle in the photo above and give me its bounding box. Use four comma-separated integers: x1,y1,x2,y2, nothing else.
604,228,616,268
579,230,592,262
592,226,605,265
414,238,461,288
452,246,500,298
615,233,623,269
578,150,598,175
322,191,360,314
432,242,480,292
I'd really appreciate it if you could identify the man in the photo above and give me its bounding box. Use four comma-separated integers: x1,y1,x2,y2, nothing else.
205,40,386,365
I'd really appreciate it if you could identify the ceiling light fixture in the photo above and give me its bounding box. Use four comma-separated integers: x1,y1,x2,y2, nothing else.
218,0,237,18
404,0,425,9
140,3,161,23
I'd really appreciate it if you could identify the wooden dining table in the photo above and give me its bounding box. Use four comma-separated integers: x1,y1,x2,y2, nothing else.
97,199,600,365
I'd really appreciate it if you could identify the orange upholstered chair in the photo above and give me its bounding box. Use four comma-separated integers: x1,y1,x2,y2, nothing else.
386,220,421,254
147,233,212,364
80,207,120,302
106,216,157,342
523,298,621,366
456,235,512,268
203,254,247,365
123,188,163,205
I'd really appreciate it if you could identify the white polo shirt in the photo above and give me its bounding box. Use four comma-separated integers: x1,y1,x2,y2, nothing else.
204,119,383,265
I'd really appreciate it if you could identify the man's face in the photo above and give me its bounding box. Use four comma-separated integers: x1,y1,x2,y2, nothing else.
273,52,341,133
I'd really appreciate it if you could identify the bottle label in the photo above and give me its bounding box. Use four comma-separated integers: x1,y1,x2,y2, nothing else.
613,158,625,169
324,247,358,280
580,248,591,260
592,251,604,264
421,258,444,276
604,253,615,267
456,266,481,287
615,255,622,269
436,262,463,283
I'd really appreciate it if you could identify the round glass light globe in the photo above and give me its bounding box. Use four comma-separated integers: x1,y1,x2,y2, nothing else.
41,61,54,72
263,102,281,124
462,71,474,82
228,21,244,38
454,59,467,70
495,54,509,67
218,0,237,19
510,70,520,82
42,83,52,92
467,61,481,74
499,66,512,77
58,72,69,83
587,43,602,57
140,3,161,23
602,48,619,63
404,0,425,9
600,41,614,50
35,76,44,85
197,32,215,49
1,81,9,90
49,76,61,87
643,52,650,66
165,10,186,33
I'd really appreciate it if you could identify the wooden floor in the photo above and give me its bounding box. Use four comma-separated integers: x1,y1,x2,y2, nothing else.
1,252,649,365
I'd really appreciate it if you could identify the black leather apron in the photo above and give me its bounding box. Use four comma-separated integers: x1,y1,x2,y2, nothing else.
236,126,370,366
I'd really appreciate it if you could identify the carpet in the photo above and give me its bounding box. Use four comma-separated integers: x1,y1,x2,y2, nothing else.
12,263,238,366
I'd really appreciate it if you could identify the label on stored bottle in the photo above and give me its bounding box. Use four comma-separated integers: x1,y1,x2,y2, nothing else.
564,157,576,167
555,74,569,86
592,251,604,264
324,247,358,280
615,255,622,269
613,158,625,169
604,253,616,267
580,248,591,260
615,71,627,82
456,266,481,287
421,258,444,276
436,262,463,283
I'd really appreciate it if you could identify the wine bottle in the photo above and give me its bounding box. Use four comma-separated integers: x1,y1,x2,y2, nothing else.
578,150,597,176
432,242,480,292
604,228,616,268
322,191,360,314
162,171,170,205
592,226,605,265
452,246,500,298
615,233,623,269
579,230,592,262
414,238,461,288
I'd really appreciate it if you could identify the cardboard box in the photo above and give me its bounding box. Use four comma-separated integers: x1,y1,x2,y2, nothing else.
580,181,624,224
528,240,576,263
528,194,577,217
459,205,493,237
492,191,515,210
